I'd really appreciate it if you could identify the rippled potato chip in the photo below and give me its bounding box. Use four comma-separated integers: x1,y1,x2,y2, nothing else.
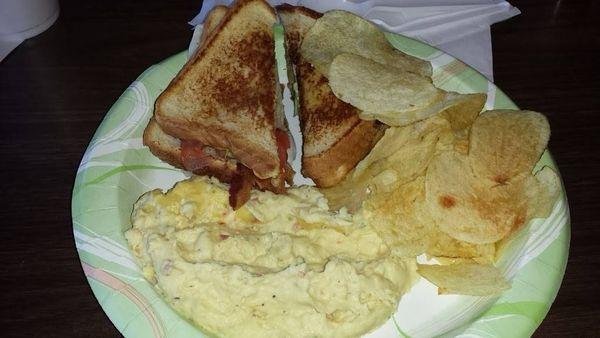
353,116,450,188
300,10,431,77
469,110,550,184
417,263,510,296
323,116,450,211
440,93,487,131
320,173,369,213
526,166,562,218
425,151,526,244
425,110,558,244
328,53,438,125
328,53,484,126
360,176,435,257
427,152,560,244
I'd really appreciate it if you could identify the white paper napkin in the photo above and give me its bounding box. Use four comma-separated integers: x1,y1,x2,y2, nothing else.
190,0,520,80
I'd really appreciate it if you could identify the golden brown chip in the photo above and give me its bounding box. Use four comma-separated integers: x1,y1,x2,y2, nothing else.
425,157,558,245
353,116,450,189
525,166,561,219
328,54,485,127
322,116,450,211
300,10,431,77
321,173,369,213
440,93,487,131
424,110,557,244
360,172,496,260
425,151,528,244
328,53,441,126
469,110,550,184
417,263,510,296
360,176,435,257
427,231,495,263
433,93,486,155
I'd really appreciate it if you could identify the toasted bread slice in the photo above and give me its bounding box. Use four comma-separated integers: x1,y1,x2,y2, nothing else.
154,0,282,183
143,117,183,168
276,4,321,65
143,5,228,170
278,5,385,187
198,5,228,47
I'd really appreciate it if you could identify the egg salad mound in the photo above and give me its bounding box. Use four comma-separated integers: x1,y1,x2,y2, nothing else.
126,176,417,337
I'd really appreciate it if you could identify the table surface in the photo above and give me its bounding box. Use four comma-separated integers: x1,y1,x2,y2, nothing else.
1,0,599,336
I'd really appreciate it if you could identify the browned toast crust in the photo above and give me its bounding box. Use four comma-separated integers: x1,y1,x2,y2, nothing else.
276,5,322,64
198,5,228,47
303,120,385,187
276,3,321,19
143,118,184,169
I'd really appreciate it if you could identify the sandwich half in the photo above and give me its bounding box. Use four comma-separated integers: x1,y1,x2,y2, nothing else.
146,0,291,208
277,4,385,188
143,5,228,169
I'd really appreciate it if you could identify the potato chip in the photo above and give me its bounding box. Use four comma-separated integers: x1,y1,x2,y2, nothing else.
425,110,557,244
356,172,497,260
433,257,491,266
427,231,495,263
417,263,510,296
360,176,435,257
469,110,550,184
328,53,483,126
525,166,561,218
321,173,369,213
428,92,485,156
323,116,449,211
438,127,470,155
425,151,529,244
353,116,450,187
440,93,487,131
327,53,439,125
300,10,431,77
425,157,559,244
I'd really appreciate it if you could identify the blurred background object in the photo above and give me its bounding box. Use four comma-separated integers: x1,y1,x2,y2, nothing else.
0,0,60,61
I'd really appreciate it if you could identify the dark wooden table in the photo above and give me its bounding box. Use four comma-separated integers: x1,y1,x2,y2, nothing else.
1,0,598,336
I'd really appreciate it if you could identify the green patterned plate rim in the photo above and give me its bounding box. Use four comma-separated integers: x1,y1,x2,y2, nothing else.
71,32,570,338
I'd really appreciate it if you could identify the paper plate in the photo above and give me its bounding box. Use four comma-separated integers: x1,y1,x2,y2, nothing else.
72,32,569,337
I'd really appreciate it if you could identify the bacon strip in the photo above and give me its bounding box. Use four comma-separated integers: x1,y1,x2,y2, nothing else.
180,140,237,182
228,163,255,210
180,135,289,209
275,129,290,167
275,128,291,187
180,140,209,171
